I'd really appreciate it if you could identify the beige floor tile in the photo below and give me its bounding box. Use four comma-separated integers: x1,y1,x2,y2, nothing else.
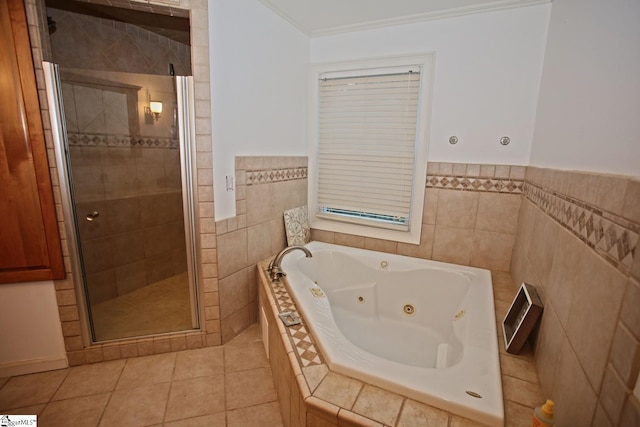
165,374,225,422
227,401,283,427
99,383,170,427
53,360,125,401
0,369,69,410
40,393,110,427
92,272,192,341
116,353,176,390
3,404,46,416
163,413,226,427
173,347,224,380
224,341,269,372
225,367,277,410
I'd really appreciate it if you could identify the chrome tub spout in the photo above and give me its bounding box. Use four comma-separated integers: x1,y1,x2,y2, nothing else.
268,245,312,283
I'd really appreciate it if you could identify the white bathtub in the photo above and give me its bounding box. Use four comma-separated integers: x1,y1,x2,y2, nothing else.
280,241,504,427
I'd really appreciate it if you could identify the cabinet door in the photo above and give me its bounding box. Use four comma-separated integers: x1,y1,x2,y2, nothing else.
0,0,65,283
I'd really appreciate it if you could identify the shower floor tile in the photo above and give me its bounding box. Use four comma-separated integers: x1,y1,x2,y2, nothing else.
0,324,284,427
91,272,192,341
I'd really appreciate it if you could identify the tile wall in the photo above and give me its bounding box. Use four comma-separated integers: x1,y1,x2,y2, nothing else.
313,162,525,272
26,0,218,365
511,167,640,426
69,136,186,304
47,6,191,76
215,156,308,343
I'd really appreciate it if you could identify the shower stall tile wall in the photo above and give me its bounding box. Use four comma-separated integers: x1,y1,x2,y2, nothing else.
62,81,187,304
21,0,219,367
46,6,191,76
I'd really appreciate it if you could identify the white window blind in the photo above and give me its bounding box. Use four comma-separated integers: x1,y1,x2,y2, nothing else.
316,67,422,231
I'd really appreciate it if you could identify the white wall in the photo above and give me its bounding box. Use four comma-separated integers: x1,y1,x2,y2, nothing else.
311,4,551,166
209,0,310,219
0,281,68,377
529,0,640,177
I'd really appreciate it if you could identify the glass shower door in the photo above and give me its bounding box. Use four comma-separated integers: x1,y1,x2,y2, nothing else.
45,63,198,341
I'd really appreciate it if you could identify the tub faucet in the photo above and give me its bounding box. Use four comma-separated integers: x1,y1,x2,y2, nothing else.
268,245,312,283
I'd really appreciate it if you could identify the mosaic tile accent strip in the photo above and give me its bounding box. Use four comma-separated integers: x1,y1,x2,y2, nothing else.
68,132,179,148
426,175,524,193
524,182,638,274
268,279,323,367
246,167,308,186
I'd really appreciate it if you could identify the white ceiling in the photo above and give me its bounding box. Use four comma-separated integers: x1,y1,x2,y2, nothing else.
258,0,550,36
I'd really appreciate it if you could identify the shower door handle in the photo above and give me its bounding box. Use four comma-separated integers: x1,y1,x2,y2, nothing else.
85,211,100,222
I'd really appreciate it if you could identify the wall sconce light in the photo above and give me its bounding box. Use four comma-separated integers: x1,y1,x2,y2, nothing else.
144,90,162,124
145,101,162,123
149,101,162,118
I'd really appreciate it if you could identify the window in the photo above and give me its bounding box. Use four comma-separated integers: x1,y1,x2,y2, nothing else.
308,55,434,244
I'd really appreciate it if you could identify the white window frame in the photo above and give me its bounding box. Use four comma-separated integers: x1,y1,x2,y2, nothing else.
308,54,435,244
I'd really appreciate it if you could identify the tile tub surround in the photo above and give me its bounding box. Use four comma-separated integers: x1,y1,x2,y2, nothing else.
313,162,524,272
215,156,308,344
25,0,219,366
258,260,544,427
511,167,640,427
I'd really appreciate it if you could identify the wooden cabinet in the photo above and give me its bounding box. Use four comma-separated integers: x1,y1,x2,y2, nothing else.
0,0,65,283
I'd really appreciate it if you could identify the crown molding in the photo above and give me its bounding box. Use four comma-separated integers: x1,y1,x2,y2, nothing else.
259,0,551,38
257,0,311,35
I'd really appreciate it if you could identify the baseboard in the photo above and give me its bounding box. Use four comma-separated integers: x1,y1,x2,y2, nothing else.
0,355,69,377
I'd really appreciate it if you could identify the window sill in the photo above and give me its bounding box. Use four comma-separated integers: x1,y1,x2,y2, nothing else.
309,216,422,245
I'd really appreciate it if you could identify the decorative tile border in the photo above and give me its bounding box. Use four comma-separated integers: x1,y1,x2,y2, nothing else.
67,132,179,148
268,279,323,367
427,175,524,193
246,167,308,186
426,163,525,193
524,181,638,274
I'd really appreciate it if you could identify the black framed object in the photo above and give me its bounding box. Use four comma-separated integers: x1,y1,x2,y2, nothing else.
502,283,543,354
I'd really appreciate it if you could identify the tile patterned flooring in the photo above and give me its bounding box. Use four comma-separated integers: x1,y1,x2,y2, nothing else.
0,325,283,427
91,273,193,341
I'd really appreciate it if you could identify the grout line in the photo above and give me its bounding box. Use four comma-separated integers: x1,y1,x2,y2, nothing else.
393,398,407,427
94,360,126,426
162,350,179,424
49,367,72,403
221,340,229,423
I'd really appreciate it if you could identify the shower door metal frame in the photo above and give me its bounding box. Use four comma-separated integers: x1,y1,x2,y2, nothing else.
176,76,201,329
43,61,93,345
43,61,201,344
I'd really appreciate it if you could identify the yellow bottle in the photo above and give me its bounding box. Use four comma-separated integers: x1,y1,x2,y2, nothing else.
532,400,554,427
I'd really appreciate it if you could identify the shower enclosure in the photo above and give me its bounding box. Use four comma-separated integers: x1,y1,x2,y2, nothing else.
44,64,199,342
